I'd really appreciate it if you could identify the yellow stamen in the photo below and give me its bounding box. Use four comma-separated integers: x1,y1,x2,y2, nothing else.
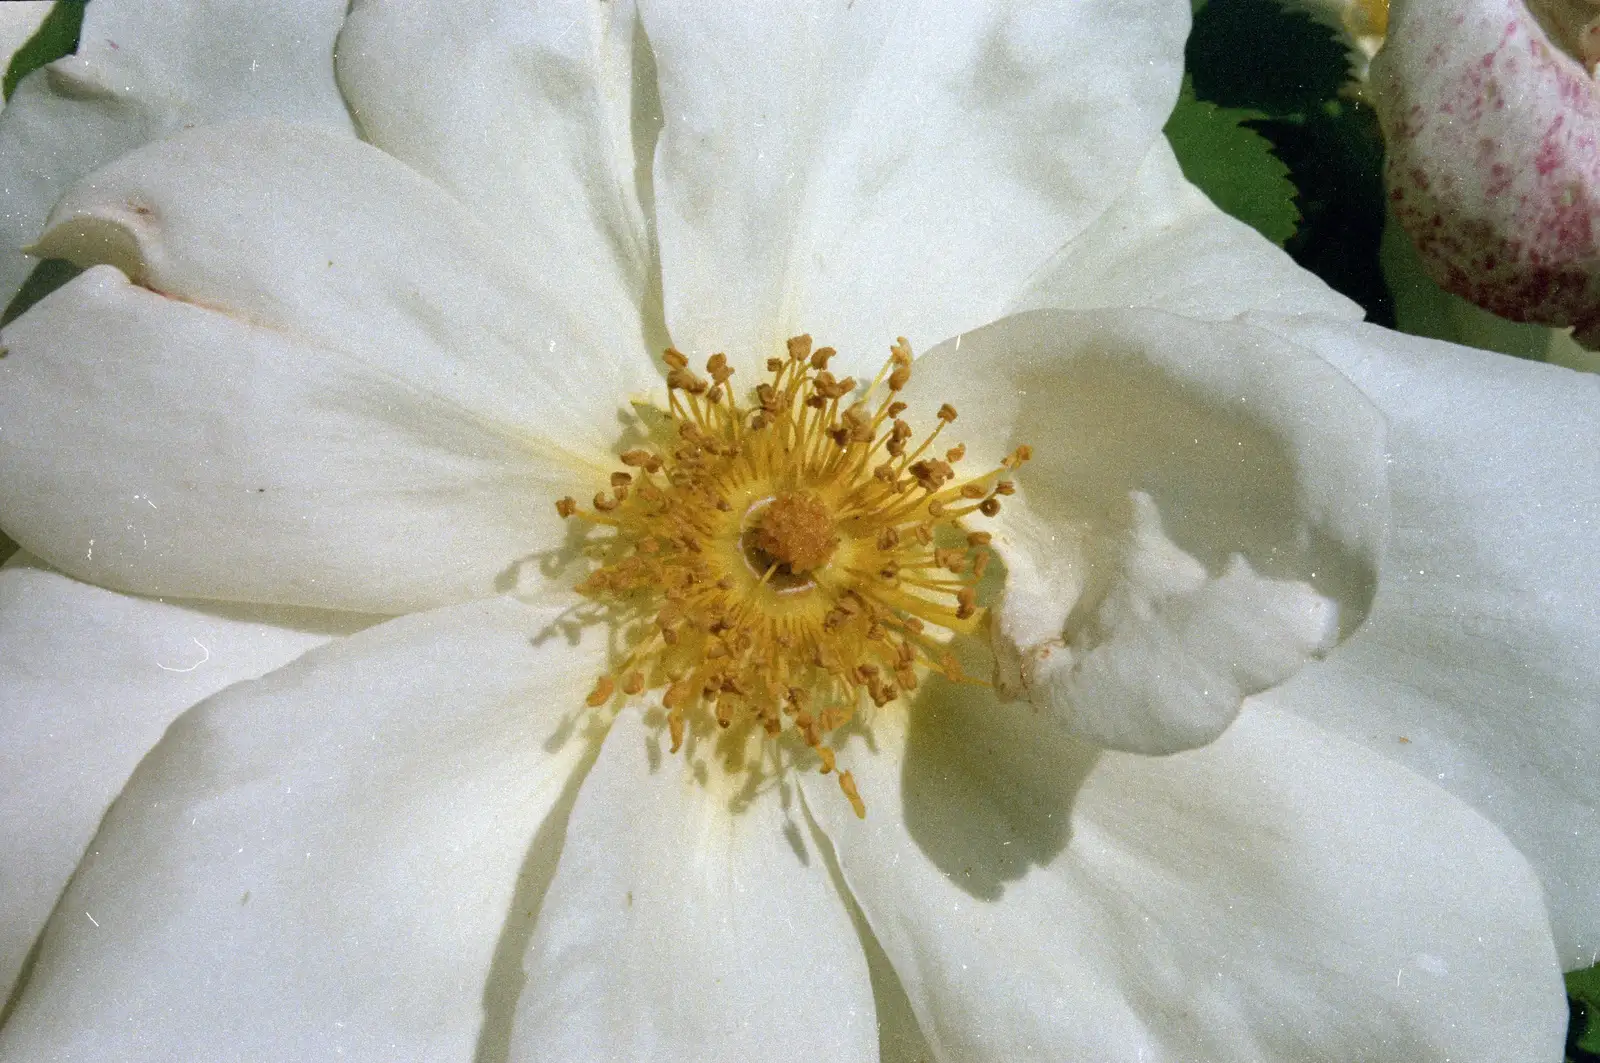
839,770,866,820
556,334,1031,816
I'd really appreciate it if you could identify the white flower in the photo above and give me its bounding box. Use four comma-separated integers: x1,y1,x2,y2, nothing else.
0,2,1595,1061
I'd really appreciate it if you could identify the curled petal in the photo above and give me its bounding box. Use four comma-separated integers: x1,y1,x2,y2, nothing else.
908,308,1386,755
0,0,353,306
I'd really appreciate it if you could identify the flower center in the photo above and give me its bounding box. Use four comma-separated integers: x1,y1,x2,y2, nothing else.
743,492,837,587
556,334,1030,817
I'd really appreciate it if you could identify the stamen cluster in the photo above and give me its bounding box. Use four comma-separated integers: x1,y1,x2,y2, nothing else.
557,335,1029,816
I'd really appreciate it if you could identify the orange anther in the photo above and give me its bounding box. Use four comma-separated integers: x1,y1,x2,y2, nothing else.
586,675,615,707
561,328,1030,812
839,771,866,819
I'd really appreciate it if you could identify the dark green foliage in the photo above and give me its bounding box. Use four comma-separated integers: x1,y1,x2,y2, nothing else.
3,1,85,100
1165,78,1299,246
1570,964,1600,1060
1182,0,1391,323
1187,0,1349,114
1252,99,1393,326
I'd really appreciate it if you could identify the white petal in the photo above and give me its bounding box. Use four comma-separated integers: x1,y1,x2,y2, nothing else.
0,0,353,305
2,120,659,612
336,0,659,356
1011,138,1363,323
0,594,603,1062
1246,312,1600,970
911,308,1386,754
1,266,578,614
511,710,876,1063
803,683,1566,1063
35,119,660,444
0,554,365,1006
640,0,1189,379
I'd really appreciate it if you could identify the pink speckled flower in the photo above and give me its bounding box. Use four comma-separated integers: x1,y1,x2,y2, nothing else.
1374,0,1600,343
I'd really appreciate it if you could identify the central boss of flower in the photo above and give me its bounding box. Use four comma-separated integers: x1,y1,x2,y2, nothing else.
558,335,1030,817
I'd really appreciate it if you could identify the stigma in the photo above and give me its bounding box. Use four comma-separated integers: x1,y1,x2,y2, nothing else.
557,334,1030,817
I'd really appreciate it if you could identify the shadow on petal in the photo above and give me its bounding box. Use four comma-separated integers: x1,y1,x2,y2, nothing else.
474,727,606,1063
1010,352,1377,639
900,664,1098,901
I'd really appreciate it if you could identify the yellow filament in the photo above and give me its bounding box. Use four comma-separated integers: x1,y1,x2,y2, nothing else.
556,334,1031,817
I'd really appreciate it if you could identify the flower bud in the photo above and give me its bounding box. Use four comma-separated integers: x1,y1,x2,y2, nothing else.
1374,0,1600,344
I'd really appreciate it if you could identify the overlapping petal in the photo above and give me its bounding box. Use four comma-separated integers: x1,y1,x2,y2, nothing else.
904,308,1386,754
0,554,366,1006
0,595,603,1062
0,0,354,306
1011,139,1363,323
803,681,1566,1063
336,0,661,357
511,710,875,1063
0,119,662,613
641,0,1188,379
0,6,1581,1062
1249,312,1600,969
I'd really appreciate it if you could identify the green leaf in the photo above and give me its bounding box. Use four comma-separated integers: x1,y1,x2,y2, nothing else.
1570,963,1600,1057
1164,77,1299,247
3,1,86,101
1253,98,1394,325
1187,0,1348,116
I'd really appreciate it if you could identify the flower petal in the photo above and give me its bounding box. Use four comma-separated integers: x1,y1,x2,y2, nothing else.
336,0,659,356
909,308,1385,754
35,119,661,445
0,266,573,613
803,683,1566,1063
0,594,602,1061
0,0,353,306
1246,312,1600,970
1010,138,1363,323
0,553,364,1007
640,0,1188,378
510,709,876,1063
1,119,661,612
